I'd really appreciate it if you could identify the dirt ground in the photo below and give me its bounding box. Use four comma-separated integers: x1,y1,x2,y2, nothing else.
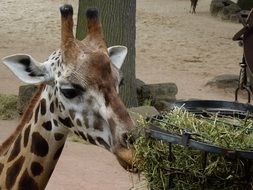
0,0,247,189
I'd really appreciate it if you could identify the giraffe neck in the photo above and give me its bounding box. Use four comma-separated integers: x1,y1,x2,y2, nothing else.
0,85,69,190
0,85,45,156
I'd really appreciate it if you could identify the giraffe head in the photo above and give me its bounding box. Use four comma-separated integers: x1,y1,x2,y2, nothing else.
2,4,136,171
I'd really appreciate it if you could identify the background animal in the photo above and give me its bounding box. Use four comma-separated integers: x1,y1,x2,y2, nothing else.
190,0,199,13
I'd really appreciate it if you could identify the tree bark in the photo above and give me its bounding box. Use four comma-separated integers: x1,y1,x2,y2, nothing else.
76,0,138,107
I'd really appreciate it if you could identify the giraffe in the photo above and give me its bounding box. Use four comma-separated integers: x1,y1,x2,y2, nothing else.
190,0,199,14
0,4,136,190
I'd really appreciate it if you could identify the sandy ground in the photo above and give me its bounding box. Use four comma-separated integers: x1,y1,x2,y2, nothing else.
0,0,248,189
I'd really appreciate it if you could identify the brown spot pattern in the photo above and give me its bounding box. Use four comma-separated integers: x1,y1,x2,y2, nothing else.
69,109,75,120
50,102,54,113
87,134,96,145
97,137,110,150
31,132,49,157
93,119,103,131
24,125,31,147
6,156,25,189
0,163,4,175
48,168,54,181
48,92,53,100
31,162,43,176
54,144,64,160
53,119,58,127
42,121,52,131
18,170,39,190
58,117,74,128
40,98,47,115
74,131,80,136
54,133,64,141
79,131,87,141
8,134,21,162
34,104,40,124
76,118,82,126
55,98,59,108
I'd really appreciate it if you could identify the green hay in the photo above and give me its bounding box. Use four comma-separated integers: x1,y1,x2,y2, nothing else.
67,133,89,144
0,94,18,120
133,108,253,190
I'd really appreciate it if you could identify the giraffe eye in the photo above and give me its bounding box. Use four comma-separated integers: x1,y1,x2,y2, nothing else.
60,88,82,99
60,83,86,99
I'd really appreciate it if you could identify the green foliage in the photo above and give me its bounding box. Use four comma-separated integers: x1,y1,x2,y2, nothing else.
67,133,88,144
134,109,253,189
0,94,18,120
142,99,152,106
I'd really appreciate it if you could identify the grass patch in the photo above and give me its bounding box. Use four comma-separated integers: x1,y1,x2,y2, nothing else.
134,108,253,189
0,94,18,120
67,133,89,144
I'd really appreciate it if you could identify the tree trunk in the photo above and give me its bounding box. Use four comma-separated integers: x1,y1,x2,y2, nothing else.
76,0,138,108
237,0,253,10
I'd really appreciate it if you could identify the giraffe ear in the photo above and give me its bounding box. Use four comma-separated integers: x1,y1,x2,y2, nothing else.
2,54,53,84
108,46,128,70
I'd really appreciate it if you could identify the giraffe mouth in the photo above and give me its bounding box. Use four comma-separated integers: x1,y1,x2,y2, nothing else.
115,147,137,173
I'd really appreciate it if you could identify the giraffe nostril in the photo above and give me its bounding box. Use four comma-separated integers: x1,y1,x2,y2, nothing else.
121,132,136,148
121,133,130,148
128,134,136,145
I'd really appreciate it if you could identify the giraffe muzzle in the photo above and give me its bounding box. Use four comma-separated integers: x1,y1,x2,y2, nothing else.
115,147,137,173
114,131,138,173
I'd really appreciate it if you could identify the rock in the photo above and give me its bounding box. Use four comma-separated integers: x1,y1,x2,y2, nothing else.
230,13,240,22
153,100,171,111
17,84,38,114
128,106,159,122
136,78,146,90
137,82,178,105
210,0,241,22
210,0,226,16
206,74,239,89
219,4,241,20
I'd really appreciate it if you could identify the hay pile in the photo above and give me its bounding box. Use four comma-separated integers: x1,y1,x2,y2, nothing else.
0,94,18,120
133,108,253,190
